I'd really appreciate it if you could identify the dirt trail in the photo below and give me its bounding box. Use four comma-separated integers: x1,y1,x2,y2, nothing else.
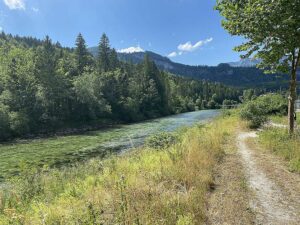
206,141,255,225
237,132,300,225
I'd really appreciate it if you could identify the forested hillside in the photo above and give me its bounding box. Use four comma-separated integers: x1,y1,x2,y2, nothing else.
0,32,240,141
92,50,291,89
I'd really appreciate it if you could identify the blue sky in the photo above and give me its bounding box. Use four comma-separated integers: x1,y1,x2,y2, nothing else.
0,0,244,66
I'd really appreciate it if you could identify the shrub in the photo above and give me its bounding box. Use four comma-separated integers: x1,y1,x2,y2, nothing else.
145,132,178,149
0,104,11,141
240,101,267,128
240,93,287,128
256,94,288,116
9,111,30,136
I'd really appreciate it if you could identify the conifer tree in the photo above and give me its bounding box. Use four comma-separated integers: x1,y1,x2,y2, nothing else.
98,33,111,72
109,48,119,70
75,33,90,75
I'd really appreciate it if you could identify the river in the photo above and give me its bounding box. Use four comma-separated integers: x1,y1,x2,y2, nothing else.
0,110,220,180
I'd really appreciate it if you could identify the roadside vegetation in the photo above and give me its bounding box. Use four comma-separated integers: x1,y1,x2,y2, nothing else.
270,113,300,127
259,127,300,172
0,115,238,224
239,93,287,128
238,93,300,173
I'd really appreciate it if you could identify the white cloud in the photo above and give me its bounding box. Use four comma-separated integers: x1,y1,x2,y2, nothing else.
167,37,213,58
117,46,145,54
168,52,177,58
178,37,213,52
32,7,39,12
3,0,25,10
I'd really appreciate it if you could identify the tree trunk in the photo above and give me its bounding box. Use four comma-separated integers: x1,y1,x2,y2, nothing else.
288,68,297,134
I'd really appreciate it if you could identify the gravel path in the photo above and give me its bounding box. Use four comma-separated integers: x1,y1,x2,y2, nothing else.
237,132,300,225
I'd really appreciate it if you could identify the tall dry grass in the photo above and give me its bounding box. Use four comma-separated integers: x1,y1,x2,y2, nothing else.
259,127,300,172
0,114,238,225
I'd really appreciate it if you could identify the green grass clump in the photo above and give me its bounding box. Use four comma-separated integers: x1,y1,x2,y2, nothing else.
259,127,300,172
0,116,238,224
145,132,179,149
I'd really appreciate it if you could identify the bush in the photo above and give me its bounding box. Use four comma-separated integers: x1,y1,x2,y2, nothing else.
240,93,287,128
240,101,267,128
0,104,11,140
9,111,30,136
145,132,178,149
256,94,288,115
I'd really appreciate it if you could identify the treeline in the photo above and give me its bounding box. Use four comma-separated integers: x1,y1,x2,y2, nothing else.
0,32,240,140
114,50,292,90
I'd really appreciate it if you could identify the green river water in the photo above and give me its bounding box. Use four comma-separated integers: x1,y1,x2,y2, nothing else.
0,110,219,180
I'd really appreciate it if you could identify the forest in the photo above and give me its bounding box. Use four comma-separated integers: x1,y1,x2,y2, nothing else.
115,51,292,89
0,32,240,141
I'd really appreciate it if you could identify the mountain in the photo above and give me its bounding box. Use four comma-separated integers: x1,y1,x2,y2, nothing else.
88,48,290,89
228,58,261,67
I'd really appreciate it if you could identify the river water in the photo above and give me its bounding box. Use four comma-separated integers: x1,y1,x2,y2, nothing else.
104,109,220,151
0,110,220,181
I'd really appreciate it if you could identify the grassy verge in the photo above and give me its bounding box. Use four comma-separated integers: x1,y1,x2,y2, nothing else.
0,115,238,224
270,112,300,126
259,118,300,173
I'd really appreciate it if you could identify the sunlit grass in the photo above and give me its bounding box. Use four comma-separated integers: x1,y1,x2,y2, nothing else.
269,112,300,126
259,126,300,173
0,115,238,224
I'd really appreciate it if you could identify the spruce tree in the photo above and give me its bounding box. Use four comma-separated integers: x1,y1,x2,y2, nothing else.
98,33,111,72
75,33,89,75
109,48,119,70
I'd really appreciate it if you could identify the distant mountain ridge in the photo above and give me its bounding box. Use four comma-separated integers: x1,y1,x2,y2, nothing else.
88,48,291,89
228,58,261,67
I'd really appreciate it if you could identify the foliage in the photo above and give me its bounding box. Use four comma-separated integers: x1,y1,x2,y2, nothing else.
0,115,238,224
216,0,300,133
216,0,300,74
240,94,287,128
0,104,10,140
240,101,268,128
145,132,179,149
114,50,291,89
0,32,241,141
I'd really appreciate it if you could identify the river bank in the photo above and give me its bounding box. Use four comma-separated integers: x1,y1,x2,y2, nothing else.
0,110,219,181
0,111,235,224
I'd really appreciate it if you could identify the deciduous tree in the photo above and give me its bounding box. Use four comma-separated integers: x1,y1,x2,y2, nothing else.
216,0,300,133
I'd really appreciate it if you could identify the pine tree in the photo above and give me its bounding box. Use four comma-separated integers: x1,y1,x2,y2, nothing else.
109,48,119,70
97,33,111,72
75,33,90,75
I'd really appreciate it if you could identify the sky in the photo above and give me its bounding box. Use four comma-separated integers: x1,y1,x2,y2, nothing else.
0,0,245,66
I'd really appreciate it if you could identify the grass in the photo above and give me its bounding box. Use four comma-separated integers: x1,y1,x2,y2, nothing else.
259,115,300,172
0,115,238,224
270,112,300,126
0,110,219,181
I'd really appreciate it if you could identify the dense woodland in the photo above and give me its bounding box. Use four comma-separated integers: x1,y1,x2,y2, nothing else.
0,32,240,141
113,51,292,89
